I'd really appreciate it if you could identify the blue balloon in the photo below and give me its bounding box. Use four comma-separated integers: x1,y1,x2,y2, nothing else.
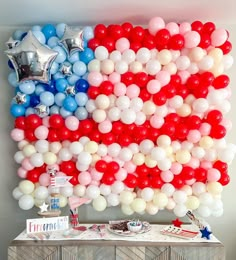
55,78,68,92
75,92,88,106
83,26,94,41
79,48,94,64
13,30,25,40
8,72,18,87
47,36,59,48
23,95,31,107
68,52,79,64
73,61,87,76
53,46,67,63
35,84,46,95
53,72,64,80
8,60,14,70
50,62,59,75
42,24,56,41
25,107,35,116
60,107,73,118
50,105,60,114
10,104,25,117
75,78,89,93
30,94,40,107
19,81,35,94
56,23,66,38
40,91,55,106
45,81,57,94
32,30,46,44
55,93,66,106
67,74,80,85
75,107,88,120
31,25,41,31
63,96,77,112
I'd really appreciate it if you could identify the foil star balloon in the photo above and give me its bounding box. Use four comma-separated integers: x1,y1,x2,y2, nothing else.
34,103,49,118
5,37,20,49
13,92,26,104
5,31,58,83
59,26,84,56
65,85,76,96
59,62,73,76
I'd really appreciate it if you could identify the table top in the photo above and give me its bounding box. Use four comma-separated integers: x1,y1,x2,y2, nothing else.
10,224,223,247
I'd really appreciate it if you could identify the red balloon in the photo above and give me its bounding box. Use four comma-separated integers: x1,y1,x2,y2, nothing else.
99,81,114,95
170,74,181,86
142,33,155,49
15,116,26,129
60,161,76,174
186,115,202,130
49,114,64,128
57,127,71,141
213,160,228,174
136,164,149,178
168,34,185,50
87,86,100,99
148,128,160,142
94,24,107,39
139,88,152,102
107,161,120,174
134,72,149,88
191,20,203,32
130,26,145,42
24,129,37,141
124,174,138,188
206,110,223,125
199,72,215,87
165,113,180,124
199,33,211,49
102,132,116,145
101,172,115,185
79,119,94,134
186,75,200,90
108,24,124,40
218,40,232,54
150,176,164,189
89,129,102,142
212,75,230,89
161,122,176,137
122,22,133,38
112,121,124,135
138,177,150,189
118,134,132,146
155,29,171,48
25,114,42,129
47,129,59,142
180,166,195,180
130,41,142,52
210,124,226,139
218,174,230,186
175,123,189,140
162,84,176,98
171,177,184,189
195,167,207,182
100,37,115,52
193,86,209,98
87,38,100,51
69,172,79,186
95,160,107,173
121,72,134,86
153,91,167,106
26,169,41,183
176,84,189,98
202,22,215,34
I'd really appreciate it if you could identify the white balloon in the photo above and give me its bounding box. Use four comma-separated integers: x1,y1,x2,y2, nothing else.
161,183,175,197
19,180,35,194
141,188,154,201
145,202,159,215
107,193,120,206
35,140,49,153
12,187,24,200
197,205,211,217
140,139,155,155
92,195,107,211
77,151,92,165
14,151,25,164
73,184,86,197
121,204,134,215
118,148,133,162
173,204,188,217
34,186,49,200
111,181,125,194
69,142,83,155
119,191,134,204
100,184,111,196
173,190,187,204
192,182,206,196
151,147,166,161
18,194,34,210
86,185,100,199
60,186,73,197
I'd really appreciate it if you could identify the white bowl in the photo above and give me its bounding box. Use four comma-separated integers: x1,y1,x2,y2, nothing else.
127,221,142,232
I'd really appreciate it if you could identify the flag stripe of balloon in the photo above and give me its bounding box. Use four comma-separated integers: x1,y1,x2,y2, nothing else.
6,17,235,217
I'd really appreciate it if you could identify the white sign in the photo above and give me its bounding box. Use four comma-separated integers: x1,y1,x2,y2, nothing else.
26,216,69,234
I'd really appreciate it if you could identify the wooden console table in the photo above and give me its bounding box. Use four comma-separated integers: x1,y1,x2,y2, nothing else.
8,224,225,260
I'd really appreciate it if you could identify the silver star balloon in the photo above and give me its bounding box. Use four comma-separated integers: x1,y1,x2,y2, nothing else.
34,103,49,118
5,37,20,49
13,92,26,104
5,31,58,83
59,26,84,56
59,62,73,76
65,85,76,96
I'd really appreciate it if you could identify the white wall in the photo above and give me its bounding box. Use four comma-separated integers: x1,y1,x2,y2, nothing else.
0,23,235,260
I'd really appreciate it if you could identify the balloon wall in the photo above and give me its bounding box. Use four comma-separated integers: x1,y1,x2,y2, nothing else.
6,17,235,217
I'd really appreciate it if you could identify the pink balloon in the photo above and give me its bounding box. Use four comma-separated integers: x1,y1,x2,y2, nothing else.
160,170,174,182
184,31,201,48
34,125,49,140
103,75,109,81
185,157,200,168
115,37,130,53
199,123,211,136
187,130,201,143
39,173,51,186
115,168,127,181
87,71,103,86
200,160,212,170
123,161,136,173
147,79,161,94
179,22,191,35
156,71,171,86
78,171,92,185
178,70,190,84
98,120,112,133
90,180,99,186
148,17,165,35
114,82,126,96
102,155,113,162
165,22,179,35
109,72,121,84
185,179,196,185
17,167,27,178
11,128,25,141
221,118,232,131
150,115,164,128
42,116,50,127
170,162,182,175
126,84,140,98
65,116,79,131
22,158,34,171
211,28,228,47
90,168,103,181
207,168,221,182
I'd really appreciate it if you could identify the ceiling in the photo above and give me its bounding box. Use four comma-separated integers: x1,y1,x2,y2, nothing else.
0,0,235,27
